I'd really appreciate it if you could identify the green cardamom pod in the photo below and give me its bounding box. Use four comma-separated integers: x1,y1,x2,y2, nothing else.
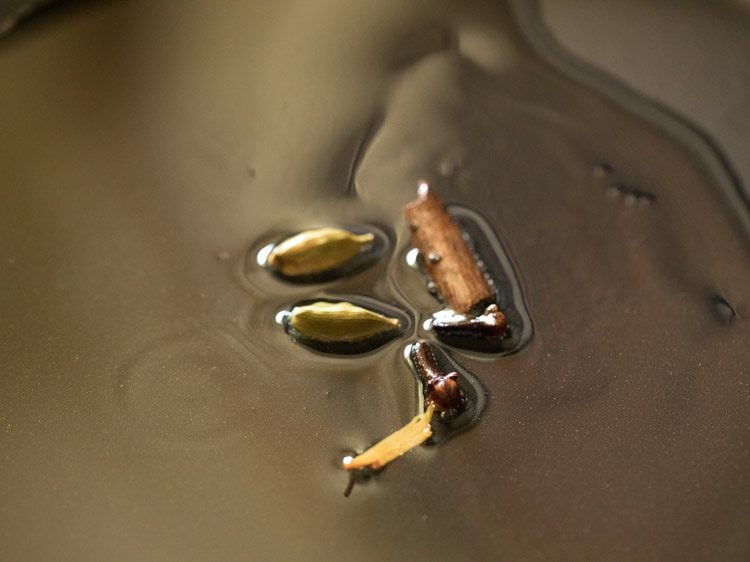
266,227,375,277
289,301,400,343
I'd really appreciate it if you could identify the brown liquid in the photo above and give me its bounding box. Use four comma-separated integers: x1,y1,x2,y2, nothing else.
1,1,748,560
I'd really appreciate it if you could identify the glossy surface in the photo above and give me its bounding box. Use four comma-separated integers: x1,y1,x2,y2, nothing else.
1,1,749,560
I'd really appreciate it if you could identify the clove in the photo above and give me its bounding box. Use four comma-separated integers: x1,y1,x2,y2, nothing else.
410,340,465,413
431,303,507,346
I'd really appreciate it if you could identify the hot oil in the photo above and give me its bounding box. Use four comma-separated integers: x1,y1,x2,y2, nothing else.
241,0,750,553
1,1,748,561
232,0,750,552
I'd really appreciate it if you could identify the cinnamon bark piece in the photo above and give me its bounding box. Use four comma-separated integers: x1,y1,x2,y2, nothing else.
404,182,495,314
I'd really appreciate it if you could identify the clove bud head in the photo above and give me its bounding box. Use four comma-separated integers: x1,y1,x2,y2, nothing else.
426,372,463,412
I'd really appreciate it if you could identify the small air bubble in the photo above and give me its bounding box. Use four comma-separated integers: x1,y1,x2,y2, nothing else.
710,295,736,326
593,163,613,179
613,184,656,205
427,252,441,264
623,193,638,206
438,161,455,177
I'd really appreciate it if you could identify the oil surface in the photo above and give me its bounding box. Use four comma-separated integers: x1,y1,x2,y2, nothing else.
1,1,748,561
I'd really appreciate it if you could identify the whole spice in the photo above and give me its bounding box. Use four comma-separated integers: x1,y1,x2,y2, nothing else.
404,183,494,314
266,227,374,277
431,303,507,342
410,340,464,413
288,301,400,343
342,404,435,471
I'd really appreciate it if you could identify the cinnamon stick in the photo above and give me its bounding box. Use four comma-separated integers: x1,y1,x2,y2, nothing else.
404,182,494,314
